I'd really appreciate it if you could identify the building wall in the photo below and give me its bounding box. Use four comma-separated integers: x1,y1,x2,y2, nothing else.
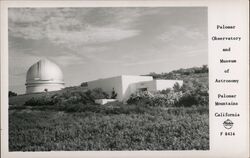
134,79,183,92
26,83,64,94
135,80,157,91
87,75,183,102
155,80,183,91
121,75,153,101
87,76,123,101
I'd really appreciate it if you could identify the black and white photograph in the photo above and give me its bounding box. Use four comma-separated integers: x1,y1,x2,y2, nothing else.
8,7,209,151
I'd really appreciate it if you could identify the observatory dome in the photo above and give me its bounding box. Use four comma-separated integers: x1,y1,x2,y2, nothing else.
25,59,65,94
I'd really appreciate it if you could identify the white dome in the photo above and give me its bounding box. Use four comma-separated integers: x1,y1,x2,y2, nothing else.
25,59,65,94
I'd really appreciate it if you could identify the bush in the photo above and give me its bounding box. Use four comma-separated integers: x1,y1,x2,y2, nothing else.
173,82,181,92
24,96,55,106
54,88,109,105
9,91,17,97
127,78,208,108
85,88,110,100
170,80,208,107
23,88,110,107
127,91,182,107
176,92,198,107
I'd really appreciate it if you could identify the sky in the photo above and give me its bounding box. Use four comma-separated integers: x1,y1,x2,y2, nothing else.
8,7,207,94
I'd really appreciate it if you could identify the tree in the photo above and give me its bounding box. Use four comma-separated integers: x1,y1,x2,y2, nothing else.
173,82,181,92
111,88,117,99
202,65,208,73
81,82,88,87
9,91,17,97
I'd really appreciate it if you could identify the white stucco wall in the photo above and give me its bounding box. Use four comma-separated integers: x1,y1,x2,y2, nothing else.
87,75,183,102
121,75,153,101
87,76,123,101
135,80,157,91
88,75,153,101
155,80,183,91
134,80,183,93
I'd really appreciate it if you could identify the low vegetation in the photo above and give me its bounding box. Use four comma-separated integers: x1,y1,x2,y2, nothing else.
9,66,209,151
9,105,208,151
22,88,109,107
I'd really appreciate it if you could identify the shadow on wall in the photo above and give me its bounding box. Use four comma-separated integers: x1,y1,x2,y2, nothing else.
123,83,137,102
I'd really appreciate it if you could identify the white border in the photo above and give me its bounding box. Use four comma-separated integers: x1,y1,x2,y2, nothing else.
1,1,249,158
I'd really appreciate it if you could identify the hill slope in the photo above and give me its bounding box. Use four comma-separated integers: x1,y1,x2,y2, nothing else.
145,65,208,87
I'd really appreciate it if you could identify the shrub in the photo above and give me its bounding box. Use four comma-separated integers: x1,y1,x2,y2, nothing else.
127,91,153,106
53,88,109,105
175,80,208,107
80,82,88,87
127,91,182,107
110,88,118,99
23,88,110,107
24,96,55,106
173,82,181,92
127,78,208,108
85,88,109,100
161,88,171,95
176,92,198,107
9,91,17,97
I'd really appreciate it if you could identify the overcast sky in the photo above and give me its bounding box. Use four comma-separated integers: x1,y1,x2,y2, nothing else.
9,7,207,94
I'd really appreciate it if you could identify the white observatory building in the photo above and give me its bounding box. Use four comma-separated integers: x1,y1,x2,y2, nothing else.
25,59,65,94
87,75,183,102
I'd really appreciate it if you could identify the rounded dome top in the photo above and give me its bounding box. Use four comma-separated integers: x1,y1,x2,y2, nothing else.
26,59,64,84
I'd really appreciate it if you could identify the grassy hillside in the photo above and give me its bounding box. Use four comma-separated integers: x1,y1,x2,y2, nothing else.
146,65,208,87
9,105,208,151
9,66,209,151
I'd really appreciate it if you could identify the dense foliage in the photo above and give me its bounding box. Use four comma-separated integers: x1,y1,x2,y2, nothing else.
127,91,182,107
127,80,208,108
9,105,208,151
24,96,55,106
24,88,109,107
